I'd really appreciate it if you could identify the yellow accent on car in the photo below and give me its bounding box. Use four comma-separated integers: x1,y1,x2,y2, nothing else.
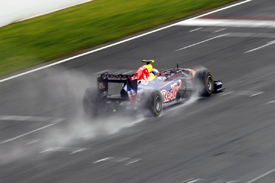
192,71,196,77
190,69,196,77
142,60,154,63
148,73,156,80
143,64,153,72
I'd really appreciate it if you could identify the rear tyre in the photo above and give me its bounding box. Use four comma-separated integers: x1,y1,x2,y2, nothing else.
194,69,214,96
141,90,163,117
83,88,103,117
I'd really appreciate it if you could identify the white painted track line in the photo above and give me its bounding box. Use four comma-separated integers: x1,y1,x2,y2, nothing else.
70,148,88,154
0,115,62,122
225,32,275,39
176,18,275,28
249,92,263,97
183,178,196,183
175,34,227,51
26,139,41,145
40,148,54,153
40,147,89,154
125,159,141,165
213,28,226,33
266,100,275,104
246,169,275,183
236,91,264,96
220,91,234,96
245,41,275,53
0,0,252,84
186,0,252,21
0,118,64,145
189,27,203,32
93,157,114,164
186,179,201,183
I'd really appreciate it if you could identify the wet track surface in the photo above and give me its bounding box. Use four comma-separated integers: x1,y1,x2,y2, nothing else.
1,0,275,182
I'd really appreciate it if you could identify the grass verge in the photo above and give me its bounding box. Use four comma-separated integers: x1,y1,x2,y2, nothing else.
0,0,238,77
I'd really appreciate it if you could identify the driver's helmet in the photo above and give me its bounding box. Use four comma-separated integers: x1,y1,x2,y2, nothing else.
152,68,159,76
143,64,153,73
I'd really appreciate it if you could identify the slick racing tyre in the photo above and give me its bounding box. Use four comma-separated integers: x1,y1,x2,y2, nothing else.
83,88,104,117
141,89,163,117
194,69,214,96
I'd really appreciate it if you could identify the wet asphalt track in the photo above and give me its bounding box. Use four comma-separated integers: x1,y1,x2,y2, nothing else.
1,0,275,182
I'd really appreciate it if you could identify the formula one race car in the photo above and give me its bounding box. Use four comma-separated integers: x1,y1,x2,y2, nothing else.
83,60,224,117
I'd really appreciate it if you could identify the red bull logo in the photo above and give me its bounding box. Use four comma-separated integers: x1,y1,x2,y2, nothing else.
161,81,182,102
131,66,150,85
141,72,149,85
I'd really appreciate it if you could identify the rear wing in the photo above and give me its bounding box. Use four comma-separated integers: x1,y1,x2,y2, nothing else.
97,72,138,95
99,72,133,83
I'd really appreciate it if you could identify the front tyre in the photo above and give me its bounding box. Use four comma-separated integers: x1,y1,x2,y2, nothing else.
194,69,214,96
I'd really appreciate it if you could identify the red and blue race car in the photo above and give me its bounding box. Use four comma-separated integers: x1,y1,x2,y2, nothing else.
83,60,224,117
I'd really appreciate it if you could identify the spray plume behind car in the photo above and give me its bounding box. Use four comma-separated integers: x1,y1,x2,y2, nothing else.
0,67,144,164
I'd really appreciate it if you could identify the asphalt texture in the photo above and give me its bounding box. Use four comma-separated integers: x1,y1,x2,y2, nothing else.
1,0,275,182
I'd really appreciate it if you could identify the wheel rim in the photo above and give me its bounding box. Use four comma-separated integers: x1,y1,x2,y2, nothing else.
207,75,213,91
155,95,161,112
